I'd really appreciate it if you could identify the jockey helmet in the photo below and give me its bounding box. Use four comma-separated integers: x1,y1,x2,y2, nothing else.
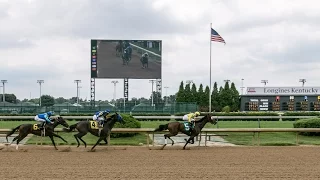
47,111,54,116
194,111,200,116
104,109,111,114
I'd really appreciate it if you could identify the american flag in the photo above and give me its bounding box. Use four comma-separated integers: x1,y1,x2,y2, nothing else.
211,28,225,44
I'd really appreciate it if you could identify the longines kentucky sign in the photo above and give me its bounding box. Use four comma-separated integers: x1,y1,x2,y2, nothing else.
246,87,320,95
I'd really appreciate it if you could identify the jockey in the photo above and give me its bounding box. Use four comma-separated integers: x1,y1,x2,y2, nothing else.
92,109,111,127
34,111,54,130
182,111,200,132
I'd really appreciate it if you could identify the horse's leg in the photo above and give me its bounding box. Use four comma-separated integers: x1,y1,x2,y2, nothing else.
74,132,87,148
48,135,58,150
52,133,68,144
15,133,28,150
91,137,104,151
103,137,108,145
183,137,193,150
164,134,175,146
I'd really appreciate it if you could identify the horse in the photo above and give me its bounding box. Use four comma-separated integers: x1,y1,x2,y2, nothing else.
115,41,123,57
63,112,124,151
154,114,217,150
5,116,70,150
140,54,149,68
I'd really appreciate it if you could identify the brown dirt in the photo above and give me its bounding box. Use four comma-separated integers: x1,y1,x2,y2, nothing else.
1,145,320,179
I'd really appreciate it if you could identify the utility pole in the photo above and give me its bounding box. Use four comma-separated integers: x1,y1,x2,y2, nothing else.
261,80,268,87
1,80,7,102
164,86,169,104
74,80,81,105
149,80,156,107
299,79,306,87
37,80,44,106
111,80,119,103
240,78,244,95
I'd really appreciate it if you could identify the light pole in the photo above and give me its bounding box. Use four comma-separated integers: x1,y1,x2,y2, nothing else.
74,80,81,105
149,80,156,107
0,85,2,102
186,80,193,85
37,80,44,106
261,80,268,87
111,80,119,103
164,86,169,104
1,80,7,102
299,79,306,87
240,78,244,95
224,79,230,83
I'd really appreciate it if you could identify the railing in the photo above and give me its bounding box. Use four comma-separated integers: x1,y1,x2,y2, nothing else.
1,128,320,147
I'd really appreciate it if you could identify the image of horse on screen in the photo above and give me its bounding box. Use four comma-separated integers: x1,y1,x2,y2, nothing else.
90,39,162,79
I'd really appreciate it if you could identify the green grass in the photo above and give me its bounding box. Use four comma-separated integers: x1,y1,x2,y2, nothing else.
2,120,320,146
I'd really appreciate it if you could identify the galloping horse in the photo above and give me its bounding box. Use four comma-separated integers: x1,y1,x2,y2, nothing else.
154,114,217,150
63,113,124,151
115,41,123,57
140,53,149,68
6,116,69,150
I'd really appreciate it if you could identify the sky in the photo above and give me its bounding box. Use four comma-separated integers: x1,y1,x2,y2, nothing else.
0,0,320,101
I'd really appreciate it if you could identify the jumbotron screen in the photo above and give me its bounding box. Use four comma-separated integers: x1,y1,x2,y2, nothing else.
90,39,162,79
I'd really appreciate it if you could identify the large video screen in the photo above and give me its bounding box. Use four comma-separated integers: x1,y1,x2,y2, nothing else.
91,39,162,79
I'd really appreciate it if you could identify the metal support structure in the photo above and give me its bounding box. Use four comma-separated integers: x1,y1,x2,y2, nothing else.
124,78,129,101
164,86,169,104
1,80,7,103
149,80,156,107
90,78,95,108
37,80,44,106
74,80,81,105
240,78,244,95
111,80,119,102
156,79,162,96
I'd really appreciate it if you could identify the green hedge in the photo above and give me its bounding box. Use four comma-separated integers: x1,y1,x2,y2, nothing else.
111,114,141,138
293,118,320,136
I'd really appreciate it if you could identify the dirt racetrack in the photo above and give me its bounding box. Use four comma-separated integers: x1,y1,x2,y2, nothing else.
1,145,320,180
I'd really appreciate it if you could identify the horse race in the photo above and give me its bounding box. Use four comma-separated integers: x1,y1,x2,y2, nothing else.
1,1,320,179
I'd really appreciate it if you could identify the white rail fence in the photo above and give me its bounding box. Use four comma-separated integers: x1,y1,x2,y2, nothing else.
2,127,320,147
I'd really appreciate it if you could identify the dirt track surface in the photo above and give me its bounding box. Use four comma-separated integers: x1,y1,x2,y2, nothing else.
1,145,320,180
97,41,161,79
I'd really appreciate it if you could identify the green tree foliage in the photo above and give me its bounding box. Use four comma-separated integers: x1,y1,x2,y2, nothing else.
197,84,205,106
190,83,198,103
0,94,17,103
230,82,240,111
41,95,55,107
176,81,186,102
184,83,192,102
211,82,220,112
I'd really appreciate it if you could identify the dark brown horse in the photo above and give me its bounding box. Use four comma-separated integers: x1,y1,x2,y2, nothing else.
5,116,69,150
154,114,217,150
63,113,124,151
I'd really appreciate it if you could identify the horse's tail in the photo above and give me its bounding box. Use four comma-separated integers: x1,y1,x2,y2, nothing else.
154,124,169,132
63,123,78,132
6,125,21,142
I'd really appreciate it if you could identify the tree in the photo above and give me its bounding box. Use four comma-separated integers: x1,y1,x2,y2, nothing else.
150,91,164,109
41,95,55,107
203,86,210,107
184,83,192,102
0,94,17,103
219,82,233,109
197,84,205,105
55,97,68,104
211,82,220,111
190,83,198,103
176,81,186,102
230,82,240,111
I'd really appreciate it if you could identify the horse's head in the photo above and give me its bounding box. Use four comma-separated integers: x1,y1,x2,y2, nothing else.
205,114,217,125
52,116,69,128
110,112,124,124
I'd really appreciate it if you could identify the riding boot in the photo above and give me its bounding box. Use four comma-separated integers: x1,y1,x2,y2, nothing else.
39,122,45,130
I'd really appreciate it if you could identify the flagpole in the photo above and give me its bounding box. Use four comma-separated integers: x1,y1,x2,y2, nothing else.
209,23,212,113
